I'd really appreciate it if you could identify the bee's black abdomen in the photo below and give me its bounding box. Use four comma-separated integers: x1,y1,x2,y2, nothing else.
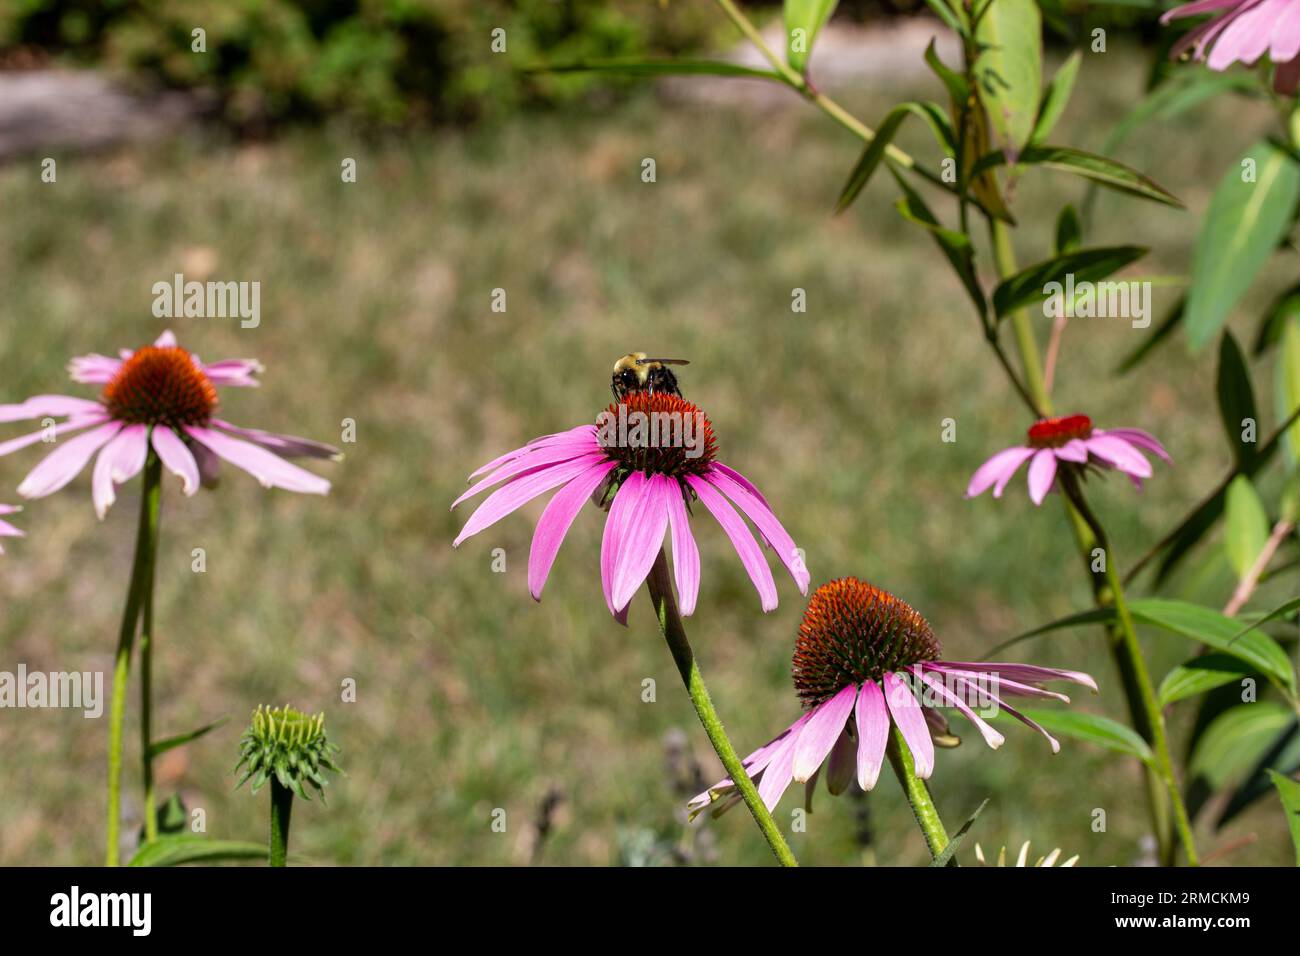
647,367,682,397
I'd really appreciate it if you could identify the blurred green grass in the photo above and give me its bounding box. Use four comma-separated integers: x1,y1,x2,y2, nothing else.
0,41,1296,866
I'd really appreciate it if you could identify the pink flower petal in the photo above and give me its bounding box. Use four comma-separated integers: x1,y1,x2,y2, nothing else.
68,354,124,384
212,420,339,460
453,437,601,509
200,359,264,387
883,671,934,778
665,480,701,616
527,458,617,601
1094,427,1171,463
466,426,596,481
966,446,1034,498
453,453,603,548
792,684,858,782
611,473,672,613
0,394,105,423
185,425,331,496
917,670,1006,749
151,426,201,496
1085,434,1152,479
855,680,890,791
0,415,109,459
91,425,147,519
685,474,778,612
155,330,178,347
706,467,810,594
825,727,856,795
948,675,1061,753
18,421,122,499
1056,438,1089,463
756,726,801,813
931,660,1097,693
1027,448,1058,505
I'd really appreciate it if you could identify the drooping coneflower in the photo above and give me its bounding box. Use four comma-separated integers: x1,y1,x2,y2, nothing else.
689,578,1095,817
1162,0,1300,94
966,415,1170,506
453,391,809,618
0,330,337,516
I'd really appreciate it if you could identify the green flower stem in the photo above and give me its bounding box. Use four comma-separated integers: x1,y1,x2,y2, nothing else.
645,548,799,867
989,218,1050,416
105,449,163,866
269,779,293,867
139,453,163,843
885,725,951,863
1058,473,1199,866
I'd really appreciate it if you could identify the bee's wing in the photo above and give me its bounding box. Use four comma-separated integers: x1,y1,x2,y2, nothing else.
638,358,690,366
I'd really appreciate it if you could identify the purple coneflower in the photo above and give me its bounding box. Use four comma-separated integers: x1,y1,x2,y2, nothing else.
453,391,809,618
0,330,337,516
689,578,1095,817
1162,0,1300,93
965,414,1170,506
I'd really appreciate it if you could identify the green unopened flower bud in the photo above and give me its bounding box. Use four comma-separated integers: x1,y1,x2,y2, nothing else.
235,704,342,801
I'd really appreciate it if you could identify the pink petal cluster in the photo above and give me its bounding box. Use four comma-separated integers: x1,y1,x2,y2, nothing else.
690,661,1096,818
966,415,1170,506
0,331,338,517
1162,0,1300,93
453,399,810,620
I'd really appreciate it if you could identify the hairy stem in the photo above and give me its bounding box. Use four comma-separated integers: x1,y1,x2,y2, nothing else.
646,549,799,866
139,454,163,843
886,725,951,863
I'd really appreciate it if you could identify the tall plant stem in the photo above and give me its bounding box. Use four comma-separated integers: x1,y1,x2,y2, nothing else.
139,453,164,843
645,549,799,866
989,219,1050,415
885,725,951,863
269,779,293,867
105,449,163,866
1059,473,1199,866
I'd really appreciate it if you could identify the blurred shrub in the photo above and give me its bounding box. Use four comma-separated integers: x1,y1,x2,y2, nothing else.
0,0,722,126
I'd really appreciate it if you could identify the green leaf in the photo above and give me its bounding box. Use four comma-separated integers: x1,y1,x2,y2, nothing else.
1255,282,1300,354
924,38,970,104
530,59,787,83
1216,331,1259,470
921,0,966,36
1010,709,1155,765
888,167,986,321
1054,203,1081,255
981,606,1115,657
128,835,267,867
836,102,953,213
929,798,989,867
784,0,840,73
1279,315,1300,468
1186,141,1300,351
149,716,229,759
1158,654,1254,708
975,145,1183,208
1231,597,1300,641
1116,296,1183,374
1101,71,1258,158
991,245,1147,319
1218,718,1300,826
1127,598,1296,694
1190,705,1293,787
1031,51,1081,146
1224,475,1270,580
1267,770,1300,864
974,0,1042,156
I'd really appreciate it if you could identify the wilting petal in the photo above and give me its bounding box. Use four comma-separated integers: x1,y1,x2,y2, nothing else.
855,680,890,791
933,660,1097,693
18,421,122,499
966,446,1035,499
883,671,933,778
1026,449,1058,505
686,474,778,612
706,467,809,594
212,420,339,460
917,670,1006,750
792,684,857,783
825,727,856,796
151,426,200,496
190,438,221,487
528,459,617,601
948,675,1062,753
665,481,700,616
921,664,1070,702
185,425,331,496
